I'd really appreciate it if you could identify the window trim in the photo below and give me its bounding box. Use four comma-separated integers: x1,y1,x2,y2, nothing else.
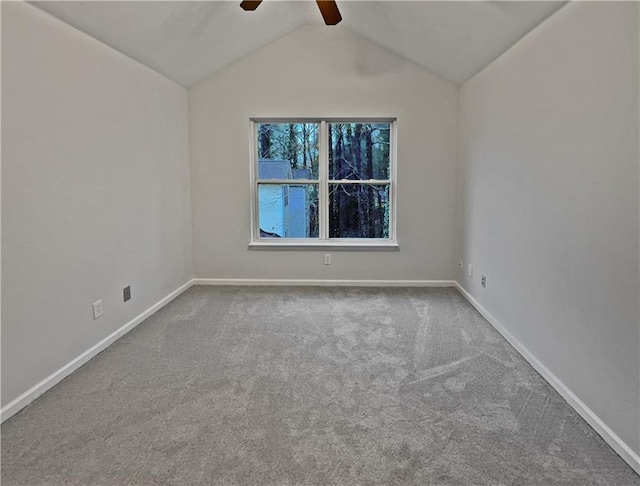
249,118,398,250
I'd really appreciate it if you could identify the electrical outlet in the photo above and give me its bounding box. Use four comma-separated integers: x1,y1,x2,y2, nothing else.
467,264,473,278
324,253,332,265
458,259,463,269
481,275,486,288
92,300,103,320
123,286,131,302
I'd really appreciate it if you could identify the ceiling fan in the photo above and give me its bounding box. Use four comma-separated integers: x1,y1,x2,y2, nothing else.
240,1,342,26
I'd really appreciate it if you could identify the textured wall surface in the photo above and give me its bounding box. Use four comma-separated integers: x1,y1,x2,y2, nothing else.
457,1,640,454
189,25,459,281
1,2,193,407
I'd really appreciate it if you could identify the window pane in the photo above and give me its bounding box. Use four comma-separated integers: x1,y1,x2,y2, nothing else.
258,184,319,238
329,184,389,238
257,123,319,180
328,123,390,180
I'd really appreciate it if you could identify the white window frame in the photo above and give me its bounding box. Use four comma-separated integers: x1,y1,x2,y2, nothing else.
249,118,398,250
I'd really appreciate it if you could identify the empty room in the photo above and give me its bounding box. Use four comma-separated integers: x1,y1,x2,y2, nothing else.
2,0,639,484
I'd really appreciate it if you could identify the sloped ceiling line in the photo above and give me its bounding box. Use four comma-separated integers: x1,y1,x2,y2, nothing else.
32,1,566,87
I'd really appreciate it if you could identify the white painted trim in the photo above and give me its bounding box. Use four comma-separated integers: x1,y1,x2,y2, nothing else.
454,281,640,476
0,279,195,423
319,120,328,240
248,241,399,251
193,278,455,287
249,119,397,245
248,120,258,243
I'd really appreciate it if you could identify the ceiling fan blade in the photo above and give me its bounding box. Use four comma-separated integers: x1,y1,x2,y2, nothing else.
240,0,263,11
316,1,342,25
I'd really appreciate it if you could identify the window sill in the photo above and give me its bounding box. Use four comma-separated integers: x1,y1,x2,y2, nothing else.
248,240,399,251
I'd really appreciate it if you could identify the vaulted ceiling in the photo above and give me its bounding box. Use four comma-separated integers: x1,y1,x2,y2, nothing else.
32,1,566,87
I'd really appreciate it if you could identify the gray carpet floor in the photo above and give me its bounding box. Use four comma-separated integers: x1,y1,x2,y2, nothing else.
2,286,639,485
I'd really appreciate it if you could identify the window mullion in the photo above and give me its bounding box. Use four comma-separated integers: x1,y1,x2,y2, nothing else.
319,120,329,240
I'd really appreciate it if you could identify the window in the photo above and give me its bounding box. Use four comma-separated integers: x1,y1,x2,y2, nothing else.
250,119,396,248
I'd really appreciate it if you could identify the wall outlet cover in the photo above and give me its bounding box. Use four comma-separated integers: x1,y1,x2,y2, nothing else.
92,300,103,320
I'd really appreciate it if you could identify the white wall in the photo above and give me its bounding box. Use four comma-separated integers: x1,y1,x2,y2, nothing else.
189,25,458,281
457,1,639,456
1,3,193,408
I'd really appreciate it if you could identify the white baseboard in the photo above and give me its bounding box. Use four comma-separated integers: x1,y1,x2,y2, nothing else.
193,278,456,287
453,282,640,476
0,279,195,423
